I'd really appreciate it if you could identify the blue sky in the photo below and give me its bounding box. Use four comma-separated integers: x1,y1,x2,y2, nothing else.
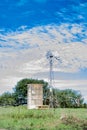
0,0,87,102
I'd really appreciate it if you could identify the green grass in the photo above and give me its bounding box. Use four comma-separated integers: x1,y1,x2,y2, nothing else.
0,106,87,130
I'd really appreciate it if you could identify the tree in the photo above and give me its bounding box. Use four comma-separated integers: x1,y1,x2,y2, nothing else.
14,78,48,105
54,89,84,108
0,92,16,106
13,78,84,107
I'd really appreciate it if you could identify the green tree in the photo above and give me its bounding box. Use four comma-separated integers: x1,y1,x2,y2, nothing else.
54,89,84,108
14,78,48,105
0,92,16,106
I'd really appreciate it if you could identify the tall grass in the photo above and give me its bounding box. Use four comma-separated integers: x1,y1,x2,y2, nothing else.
0,106,87,130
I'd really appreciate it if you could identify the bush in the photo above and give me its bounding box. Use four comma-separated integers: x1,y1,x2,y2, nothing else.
61,115,87,130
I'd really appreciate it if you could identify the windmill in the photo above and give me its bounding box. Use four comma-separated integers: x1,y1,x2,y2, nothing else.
46,50,61,108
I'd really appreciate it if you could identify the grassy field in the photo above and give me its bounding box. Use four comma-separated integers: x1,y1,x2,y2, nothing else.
0,106,87,130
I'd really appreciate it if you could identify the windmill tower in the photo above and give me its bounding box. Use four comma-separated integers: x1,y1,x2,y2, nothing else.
46,51,61,108
46,51,54,108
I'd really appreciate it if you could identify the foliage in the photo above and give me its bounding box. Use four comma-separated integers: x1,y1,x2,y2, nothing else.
14,78,48,105
0,106,87,130
61,115,87,129
0,92,16,106
0,78,85,108
53,89,84,108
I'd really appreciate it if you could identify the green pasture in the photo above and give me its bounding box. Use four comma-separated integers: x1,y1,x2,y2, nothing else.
0,106,87,130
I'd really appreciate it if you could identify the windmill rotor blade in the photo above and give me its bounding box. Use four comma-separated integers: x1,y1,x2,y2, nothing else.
46,50,53,59
54,56,62,63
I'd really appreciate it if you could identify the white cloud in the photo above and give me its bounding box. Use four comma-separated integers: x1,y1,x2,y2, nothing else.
0,23,87,97
54,80,87,88
0,24,87,74
0,77,22,94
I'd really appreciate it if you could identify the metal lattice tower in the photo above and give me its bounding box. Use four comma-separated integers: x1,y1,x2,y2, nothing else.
46,50,61,108
46,51,54,108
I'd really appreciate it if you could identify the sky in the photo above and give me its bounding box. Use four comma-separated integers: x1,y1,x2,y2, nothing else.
0,0,87,102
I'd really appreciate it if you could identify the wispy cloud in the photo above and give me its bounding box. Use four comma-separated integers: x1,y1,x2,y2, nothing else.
55,2,87,23
0,76,22,94
0,23,87,95
0,23,87,73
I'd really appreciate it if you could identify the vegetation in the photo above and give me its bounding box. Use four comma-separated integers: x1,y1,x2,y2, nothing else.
53,89,84,108
0,78,48,106
14,78,48,106
0,92,16,106
0,78,86,108
0,106,87,130
0,78,87,130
